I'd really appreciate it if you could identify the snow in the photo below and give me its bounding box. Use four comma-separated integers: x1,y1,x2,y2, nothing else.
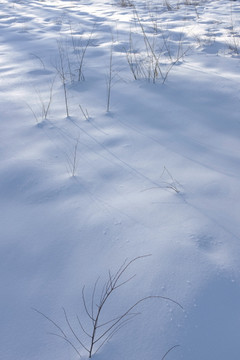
0,0,240,359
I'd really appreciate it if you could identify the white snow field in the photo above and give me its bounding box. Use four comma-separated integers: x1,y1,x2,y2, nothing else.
0,0,240,359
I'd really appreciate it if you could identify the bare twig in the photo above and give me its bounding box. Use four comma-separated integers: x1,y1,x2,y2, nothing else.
34,255,182,358
106,41,114,112
79,104,90,121
56,40,70,117
161,344,180,360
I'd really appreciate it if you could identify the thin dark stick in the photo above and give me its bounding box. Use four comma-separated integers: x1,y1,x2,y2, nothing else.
161,344,180,360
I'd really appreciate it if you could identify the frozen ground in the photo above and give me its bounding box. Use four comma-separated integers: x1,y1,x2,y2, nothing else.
0,0,240,359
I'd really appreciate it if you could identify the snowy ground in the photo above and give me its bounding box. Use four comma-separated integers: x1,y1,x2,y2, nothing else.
1,0,240,359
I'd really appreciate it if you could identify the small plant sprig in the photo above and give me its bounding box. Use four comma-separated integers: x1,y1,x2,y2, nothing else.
69,22,95,82
141,166,181,193
126,6,190,84
34,255,182,359
56,40,70,118
66,137,80,177
27,77,55,124
106,42,114,112
118,0,134,7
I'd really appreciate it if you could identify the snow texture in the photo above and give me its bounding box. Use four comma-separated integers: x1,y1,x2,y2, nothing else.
0,0,240,359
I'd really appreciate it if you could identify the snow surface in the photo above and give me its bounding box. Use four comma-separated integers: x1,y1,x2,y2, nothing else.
0,0,240,359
